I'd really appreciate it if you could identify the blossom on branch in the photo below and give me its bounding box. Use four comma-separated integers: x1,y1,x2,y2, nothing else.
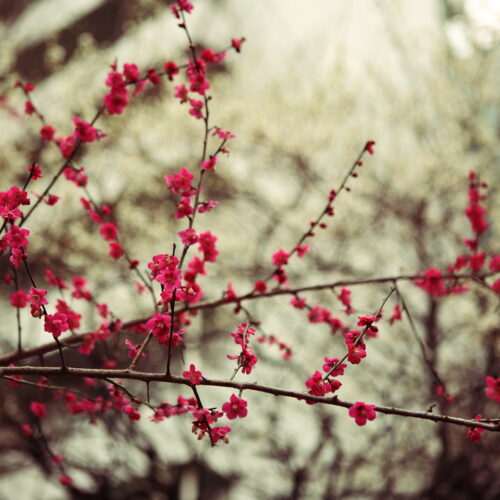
348,402,376,426
222,394,248,420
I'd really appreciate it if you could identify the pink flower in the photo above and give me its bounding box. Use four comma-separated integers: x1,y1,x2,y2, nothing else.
56,300,81,329
231,37,245,53
28,287,48,317
72,116,101,143
108,242,124,259
201,48,226,64
124,405,141,421
485,376,500,403
164,61,179,80
210,425,231,444
272,249,290,267
24,101,35,115
453,255,468,270
147,68,161,85
189,72,210,95
201,156,217,171
337,287,354,314
177,0,194,14
290,296,307,309
322,357,346,377
295,245,310,257
389,304,402,324
165,168,195,196
58,476,72,486
44,312,69,337
21,424,32,437
357,316,379,337
176,197,194,219
222,394,248,419
188,256,206,276
124,339,145,359
416,268,446,296
346,344,366,365
492,279,500,294
188,99,204,119
227,347,258,375
224,282,238,302
44,268,67,289
273,267,288,286
9,248,26,268
348,401,376,426
156,267,182,289
30,401,47,418
213,128,235,140
465,204,488,236
305,371,333,396
64,166,87,187
254,280,267,294
174,84,189,103
40,125,55,141
198,200,218,213
100,223,118,241
489,255,500,272
2,225,30,249
10,290,28,308
123,63,139,81
308,305,331,324
44,194,59,206
329,317,344,332
365,140,376,155
96,303,109,318
148,254,178,278
198,231,218,262
103,83,129,115
466,415,485,443
469,253,486,272
183,363,203,385
178,228,198,245
72,277,92,301
28,164,42,180
436,385,455,403
146,313,183,347
105,71,124,88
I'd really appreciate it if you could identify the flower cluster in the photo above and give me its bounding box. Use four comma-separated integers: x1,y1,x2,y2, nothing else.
416,171,500,296
151,396,198,421
145,312,184,347
191,407,229,443
103,68,130,115
227,323,258,375
257,334,292,360
80,198,124,260
307,305,345,333
2,0,498,476
0,187,30,222
343,330,367,365
485,376,500,404
44,300,81,338
305,370,341,398
337,287,354,315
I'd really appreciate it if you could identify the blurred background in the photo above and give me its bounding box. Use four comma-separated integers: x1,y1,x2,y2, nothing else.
0,0,499,498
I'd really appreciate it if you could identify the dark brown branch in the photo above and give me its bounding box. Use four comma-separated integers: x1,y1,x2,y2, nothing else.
1,271,496,366
0,365,498,432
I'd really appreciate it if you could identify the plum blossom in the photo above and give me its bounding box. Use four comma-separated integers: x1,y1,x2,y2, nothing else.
222,394,248,420
348,402,376,426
